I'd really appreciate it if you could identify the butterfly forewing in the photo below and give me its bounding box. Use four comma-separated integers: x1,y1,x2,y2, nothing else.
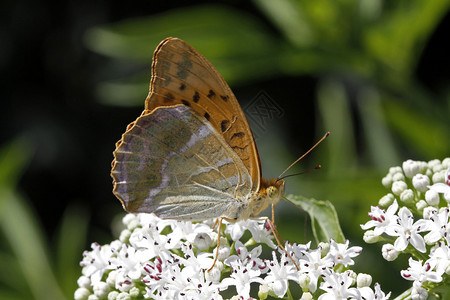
112,105,252,221
143,38,261,190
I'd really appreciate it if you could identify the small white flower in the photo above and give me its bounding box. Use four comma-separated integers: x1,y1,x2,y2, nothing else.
381,243,398,261
422,206,438,220
411,281,428,300
299,248,334,293
221,262,264,298
263,251,298,297
359,282,391,300
224,241,267,272
400,257,442,285
423,207,448,244
392,181,407,196
429,241,450,275
412,174,430,192
389,207,428,253
403,159,421,178
428,181,450,202
360,200,399,236
318,270,361,300
80,243,115,283
327,239,362,267
109,244,145,281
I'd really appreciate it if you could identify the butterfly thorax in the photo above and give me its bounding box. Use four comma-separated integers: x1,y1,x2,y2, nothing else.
247,178,285,218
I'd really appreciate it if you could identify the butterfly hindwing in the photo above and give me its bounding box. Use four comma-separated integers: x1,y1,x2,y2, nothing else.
112,105,252,221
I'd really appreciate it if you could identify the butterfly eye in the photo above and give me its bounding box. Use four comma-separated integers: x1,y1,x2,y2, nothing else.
266,186,279,199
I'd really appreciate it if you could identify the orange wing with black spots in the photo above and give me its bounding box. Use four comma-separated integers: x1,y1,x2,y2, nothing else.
143,37,261,191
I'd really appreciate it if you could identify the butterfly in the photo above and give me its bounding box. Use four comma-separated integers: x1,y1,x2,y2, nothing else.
110,37,305,270
111,37,285,223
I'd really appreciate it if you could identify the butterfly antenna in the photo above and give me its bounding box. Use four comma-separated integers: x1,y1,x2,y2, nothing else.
276,132,330,181
278,164,322,181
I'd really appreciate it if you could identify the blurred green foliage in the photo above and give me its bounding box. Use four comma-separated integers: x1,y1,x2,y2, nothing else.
0,141,88,300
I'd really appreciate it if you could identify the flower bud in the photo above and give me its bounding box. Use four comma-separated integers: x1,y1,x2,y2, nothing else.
107,291,119,300
392,181,407,196
77,276,91,288
300,292,313,300
205,261,222,282
106,271,117,287
318,242,330,256
379,193,395,207
403,159,421,178
74,287,91,300
128,287,139,298
381,174,393,188
432,170,445,184
194,232,212,250
412,174,430,192
93,281,110,298
356,273,372,287
392,172,405,182
389,166,402,175
299,273,311,290
415,200,428,212
400,189,414,204
119,229,132,243
258,284,270,300
363,230,380,244
382,244,398,261
425,190,440,206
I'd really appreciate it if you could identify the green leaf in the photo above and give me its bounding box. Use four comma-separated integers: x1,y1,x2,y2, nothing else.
285,194,345,244
55,204,90,298
0,140,67,300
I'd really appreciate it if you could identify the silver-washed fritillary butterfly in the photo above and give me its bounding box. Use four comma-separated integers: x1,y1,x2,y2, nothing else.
111,37,285,223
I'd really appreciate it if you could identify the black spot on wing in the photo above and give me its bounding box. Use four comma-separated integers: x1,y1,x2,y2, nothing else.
207,89,216,99
204,112,210,121
220,95,229,101
193,91,200,103
181,100,190,107
230,132,245,140
221,120,230,132
164,93,175,103
179,83,186,90
231,144,249,150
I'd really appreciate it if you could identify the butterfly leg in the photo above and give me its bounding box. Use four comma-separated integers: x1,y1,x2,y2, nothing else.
208,217,224,272
255,214,299,271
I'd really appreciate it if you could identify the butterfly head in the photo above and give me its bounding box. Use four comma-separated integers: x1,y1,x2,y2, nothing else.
261,178,285,205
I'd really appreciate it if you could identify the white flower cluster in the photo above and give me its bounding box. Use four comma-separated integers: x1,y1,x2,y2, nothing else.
361,158,450,299
76,213,388,299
